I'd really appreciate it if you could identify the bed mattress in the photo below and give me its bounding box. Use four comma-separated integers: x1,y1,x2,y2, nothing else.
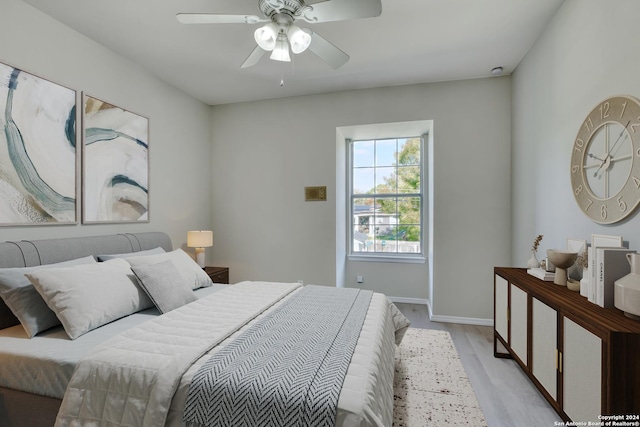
0,286,224,399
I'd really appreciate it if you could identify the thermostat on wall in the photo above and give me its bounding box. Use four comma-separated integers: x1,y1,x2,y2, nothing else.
305,186,327,201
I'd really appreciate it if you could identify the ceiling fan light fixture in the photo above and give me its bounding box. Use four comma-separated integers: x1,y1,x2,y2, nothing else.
270,34,291,62
287,25,311,54
254,22,278,51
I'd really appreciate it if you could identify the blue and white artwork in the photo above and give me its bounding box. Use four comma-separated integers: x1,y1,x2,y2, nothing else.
0,62,77,225
82,95,149,223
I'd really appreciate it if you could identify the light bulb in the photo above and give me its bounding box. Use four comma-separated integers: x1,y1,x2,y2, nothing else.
287,25,311,54
254,23,278,51
270,34,291,62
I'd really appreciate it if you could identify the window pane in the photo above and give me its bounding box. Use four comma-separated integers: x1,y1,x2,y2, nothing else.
353,198,377,252
373,199,397,240
353,140,374,167
375,167,396,193
353,168,374,194
375,139,396,167
398,197,420,224
398,226,421,252
397,138,420,166
398,166,420,193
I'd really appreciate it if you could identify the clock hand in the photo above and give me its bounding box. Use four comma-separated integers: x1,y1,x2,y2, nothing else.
593,120,631,177
593,157,609,177
588,153,605,162
606,120,631,157
610,153,633,162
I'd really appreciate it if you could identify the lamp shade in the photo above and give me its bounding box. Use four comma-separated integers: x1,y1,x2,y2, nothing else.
254,22,278,51
270,34,291,62
187,230,213,248
287,25,311,54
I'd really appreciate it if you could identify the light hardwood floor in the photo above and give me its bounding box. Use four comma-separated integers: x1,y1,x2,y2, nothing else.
395,303,562,427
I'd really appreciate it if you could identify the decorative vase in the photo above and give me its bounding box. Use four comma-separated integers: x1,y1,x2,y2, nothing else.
614,253,640,319
527,251,540,269
580,268,589,298
546,250,578,287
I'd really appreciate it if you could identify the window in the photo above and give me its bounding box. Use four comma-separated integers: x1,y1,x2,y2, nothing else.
349,136,423,258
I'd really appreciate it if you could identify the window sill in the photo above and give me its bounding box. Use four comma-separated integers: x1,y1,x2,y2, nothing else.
348,254,427,264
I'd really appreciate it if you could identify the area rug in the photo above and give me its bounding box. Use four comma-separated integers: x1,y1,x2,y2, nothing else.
393,328,487,426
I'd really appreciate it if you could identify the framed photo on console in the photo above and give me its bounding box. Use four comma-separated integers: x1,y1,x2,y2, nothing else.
82,94,149,223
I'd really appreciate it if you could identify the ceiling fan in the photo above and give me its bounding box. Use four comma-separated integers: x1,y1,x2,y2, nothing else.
176,0,382,69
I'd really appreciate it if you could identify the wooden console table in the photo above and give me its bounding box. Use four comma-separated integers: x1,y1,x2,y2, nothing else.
494,267,640,422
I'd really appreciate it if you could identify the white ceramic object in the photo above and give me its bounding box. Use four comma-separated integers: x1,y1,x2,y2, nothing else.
527,251,540,268
546,250,578,287
614,252,640,319
567,279,580,292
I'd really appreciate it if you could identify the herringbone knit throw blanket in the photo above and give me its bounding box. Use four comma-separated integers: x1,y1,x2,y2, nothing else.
183,285,373,427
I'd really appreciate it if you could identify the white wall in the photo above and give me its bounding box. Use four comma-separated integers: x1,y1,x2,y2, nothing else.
211,77,511,321
512,0,640,264
0,0,213,256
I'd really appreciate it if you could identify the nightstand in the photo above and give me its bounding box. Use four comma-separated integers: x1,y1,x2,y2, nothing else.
204,266,229,284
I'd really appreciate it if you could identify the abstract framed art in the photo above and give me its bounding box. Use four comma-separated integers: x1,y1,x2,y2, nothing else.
82,94,149,223
0,61,77,225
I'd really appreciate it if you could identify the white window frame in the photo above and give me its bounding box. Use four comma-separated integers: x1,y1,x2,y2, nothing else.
347,136,426,263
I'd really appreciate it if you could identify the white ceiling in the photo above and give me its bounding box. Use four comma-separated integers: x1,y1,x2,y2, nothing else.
22,0,564,106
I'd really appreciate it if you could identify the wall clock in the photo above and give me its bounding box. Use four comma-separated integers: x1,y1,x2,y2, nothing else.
570,95,640,224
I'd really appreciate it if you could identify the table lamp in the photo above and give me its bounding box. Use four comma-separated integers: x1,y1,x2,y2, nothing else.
187,230,213,268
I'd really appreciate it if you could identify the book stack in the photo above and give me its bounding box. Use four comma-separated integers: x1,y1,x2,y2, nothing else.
587,234,633,308
527,268,554,281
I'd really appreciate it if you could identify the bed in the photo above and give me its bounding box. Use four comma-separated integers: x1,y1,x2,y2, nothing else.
0,232,409,427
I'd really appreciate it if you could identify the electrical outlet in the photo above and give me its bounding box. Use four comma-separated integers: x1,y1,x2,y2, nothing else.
356,275,364,283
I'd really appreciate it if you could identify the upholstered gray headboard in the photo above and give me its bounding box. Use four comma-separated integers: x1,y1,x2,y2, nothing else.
0,232,173,329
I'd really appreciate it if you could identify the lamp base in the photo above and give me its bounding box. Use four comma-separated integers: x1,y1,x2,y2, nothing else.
194,247,206,268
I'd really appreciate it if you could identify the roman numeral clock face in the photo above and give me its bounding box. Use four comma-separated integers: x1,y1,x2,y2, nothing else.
571,95,640,224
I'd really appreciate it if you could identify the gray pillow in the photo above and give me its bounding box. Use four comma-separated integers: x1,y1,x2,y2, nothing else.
131,260,198,314
97,246,165,262
125,249,213,290
0,256,97,337
25,258,153,340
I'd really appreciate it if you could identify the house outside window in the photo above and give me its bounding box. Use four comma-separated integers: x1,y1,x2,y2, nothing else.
349,136,424,259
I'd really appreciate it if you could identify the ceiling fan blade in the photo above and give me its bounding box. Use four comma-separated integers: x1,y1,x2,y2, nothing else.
305,30,349,69
176,14,267,24
241,45,267,68
302,0,382,23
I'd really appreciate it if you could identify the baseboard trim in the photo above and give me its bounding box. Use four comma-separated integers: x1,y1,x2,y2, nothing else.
429,314,493,327
387,296,429,305
388,297,493,327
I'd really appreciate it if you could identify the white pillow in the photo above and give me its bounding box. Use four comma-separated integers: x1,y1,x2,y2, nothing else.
0,256,97,337
96,246,165,262
25,258,153,340
125,249,213,290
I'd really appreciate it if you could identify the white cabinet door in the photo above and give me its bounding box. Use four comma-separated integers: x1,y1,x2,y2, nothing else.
510,284,528,363
495,275,508,342
563,317,601,423
532,298,557,400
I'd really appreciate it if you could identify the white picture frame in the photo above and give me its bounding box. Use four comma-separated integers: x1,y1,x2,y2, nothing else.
567,238,587,255
567,238,587,281
591,234,623,248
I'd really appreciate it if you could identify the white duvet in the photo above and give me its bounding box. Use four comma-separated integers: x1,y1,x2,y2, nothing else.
54,282,409,427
